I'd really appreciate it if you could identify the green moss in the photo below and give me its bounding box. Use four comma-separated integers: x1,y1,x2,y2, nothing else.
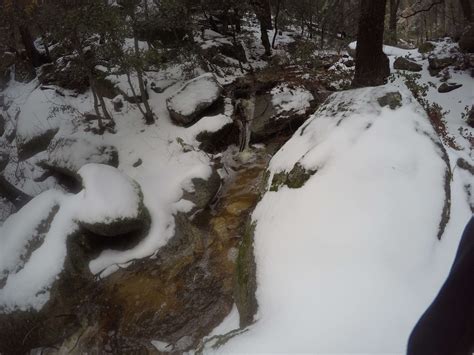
270,163,317,192
418,42,435,54
234,221,258,328
377,91,402,110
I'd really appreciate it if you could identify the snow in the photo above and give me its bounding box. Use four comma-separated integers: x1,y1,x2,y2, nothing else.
271,84,313,115
211,86,472,353
16,87,66,146
166,73,222,117
75,164,141,225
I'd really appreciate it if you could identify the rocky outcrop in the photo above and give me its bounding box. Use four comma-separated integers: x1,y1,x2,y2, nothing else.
394,57,422,72
167,73,223,126
182,166,222,212
428,56,456,75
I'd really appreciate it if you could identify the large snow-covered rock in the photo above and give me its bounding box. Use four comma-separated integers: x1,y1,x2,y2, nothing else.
16,89,67,160
42,136,119,179
166,73,223,126
212,86,471,353
75,164,150,237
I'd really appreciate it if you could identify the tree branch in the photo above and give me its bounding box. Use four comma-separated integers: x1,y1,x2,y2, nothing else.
401,0,443,19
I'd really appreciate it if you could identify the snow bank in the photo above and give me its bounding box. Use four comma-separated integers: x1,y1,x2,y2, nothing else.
0,164,147,311
214,86,471,353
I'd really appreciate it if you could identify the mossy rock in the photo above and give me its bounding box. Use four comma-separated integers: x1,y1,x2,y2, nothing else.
377,91,403,110
418,42,435,54
270,163,317,192
234,221,258,328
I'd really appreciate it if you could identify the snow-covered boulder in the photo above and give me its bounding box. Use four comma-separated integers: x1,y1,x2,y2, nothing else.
41,136,119,180
166,73,223,126
16,89,68,160
75,164,150,237
213,86,470,354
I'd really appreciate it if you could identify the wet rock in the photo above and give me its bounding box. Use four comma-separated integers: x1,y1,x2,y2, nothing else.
438,82,462,93
418,42,435,54
182,165,222,212
394,57,422,72
196,121,239,153
377,91,403,109
234,221,258,328
167,73,223,126
459,24,474,53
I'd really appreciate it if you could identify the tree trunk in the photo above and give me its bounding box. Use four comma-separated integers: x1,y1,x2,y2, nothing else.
133,36,154,124
352,0,390,88
252,0,273,56
459,0,472,22
18,25,43,67
388,0,401,44
272,0,282,49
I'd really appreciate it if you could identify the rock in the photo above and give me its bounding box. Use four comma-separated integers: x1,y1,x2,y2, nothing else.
112,96,123,112
196,121,239,153
182,165,222,212
17,128,59,161
166,73,223,126
438,82,462,93
377,91,403,109
466,106,474,128
393,57,422,72
418,42,435,54
0,52,15,90
344,59,355,67
0,114,5,137
75,164,151,237
459,24,474,53
202,41,247,64
428,56,456,75
0,150,9,172
132,158,142,167
347,44,356,58
41,137,119,182
270,163,317,192
150,79,176,94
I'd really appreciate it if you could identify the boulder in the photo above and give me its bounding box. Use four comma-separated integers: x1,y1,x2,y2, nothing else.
393,57,422,72
466,106,474,128
377,91,403,109
428,56,456,75
459,24,474,53
438,83,463,93
166,73,223,126
418,42,435,54
182,166,222,212
75,164,151,237
41,136,119,181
